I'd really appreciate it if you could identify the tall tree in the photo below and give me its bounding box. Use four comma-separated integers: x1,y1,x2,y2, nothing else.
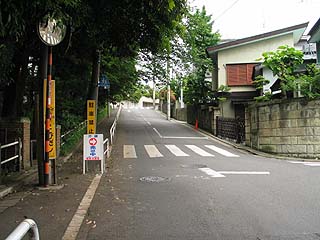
179,7,220,104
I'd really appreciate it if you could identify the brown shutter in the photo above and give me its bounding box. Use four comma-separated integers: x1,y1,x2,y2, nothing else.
227,64,255,86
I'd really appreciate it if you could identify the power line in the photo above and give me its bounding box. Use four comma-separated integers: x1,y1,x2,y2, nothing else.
214,0,241,21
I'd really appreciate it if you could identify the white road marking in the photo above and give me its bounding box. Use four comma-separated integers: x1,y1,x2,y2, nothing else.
288,161,315,164
205,145,239,157
152,127,208,139
123,145,137,158
163,136,208,139
304,163,320,167
288,161,320,166
218,171,270,175
165,145,189,157
145,145,163,158
185,145,214,157
199,168,225,178
153,128,163,138
199,168,270,178
62,175,102,240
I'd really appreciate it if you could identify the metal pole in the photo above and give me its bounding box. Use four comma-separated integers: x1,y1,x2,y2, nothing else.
44,46,52,187
180,79,184,108
5,219,40,240
0,143,2,184
167,57,170,120
153,78,156,110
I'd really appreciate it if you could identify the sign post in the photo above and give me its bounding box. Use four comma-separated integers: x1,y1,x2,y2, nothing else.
83,134,104,174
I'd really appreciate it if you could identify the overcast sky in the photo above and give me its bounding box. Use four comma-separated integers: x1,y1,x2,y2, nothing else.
190,0,320,39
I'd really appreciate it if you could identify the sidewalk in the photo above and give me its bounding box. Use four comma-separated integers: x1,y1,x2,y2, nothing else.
0,109,119,239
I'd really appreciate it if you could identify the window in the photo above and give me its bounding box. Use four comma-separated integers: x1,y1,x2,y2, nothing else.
226,63,255,86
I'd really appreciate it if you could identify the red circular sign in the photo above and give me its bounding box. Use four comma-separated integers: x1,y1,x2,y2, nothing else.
89,138,97,146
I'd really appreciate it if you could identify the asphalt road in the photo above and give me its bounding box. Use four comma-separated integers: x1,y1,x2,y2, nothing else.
78,108,320,240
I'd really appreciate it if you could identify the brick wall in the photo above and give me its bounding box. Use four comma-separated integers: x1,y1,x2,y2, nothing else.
246,99,320,158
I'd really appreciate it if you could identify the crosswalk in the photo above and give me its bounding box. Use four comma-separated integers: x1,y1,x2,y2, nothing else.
122,144,239,159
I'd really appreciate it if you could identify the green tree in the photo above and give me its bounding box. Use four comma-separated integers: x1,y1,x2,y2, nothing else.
259,45,304,98
179,7,220,104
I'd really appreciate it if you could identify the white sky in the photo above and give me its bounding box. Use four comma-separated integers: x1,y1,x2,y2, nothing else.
190,0,320,39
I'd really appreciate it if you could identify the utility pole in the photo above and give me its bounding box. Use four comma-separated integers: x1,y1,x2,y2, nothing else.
153,78,156,110
180,78,184,108
166,58,171,120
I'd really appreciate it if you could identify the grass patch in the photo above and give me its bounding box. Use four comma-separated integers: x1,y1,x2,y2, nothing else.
60,106,110,157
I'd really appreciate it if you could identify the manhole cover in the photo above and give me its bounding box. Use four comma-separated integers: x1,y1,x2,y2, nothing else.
139,176,170,183
181,164,207,169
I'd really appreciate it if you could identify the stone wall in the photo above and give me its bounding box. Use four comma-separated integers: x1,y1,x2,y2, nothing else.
246,99,320,158
175,108,187,121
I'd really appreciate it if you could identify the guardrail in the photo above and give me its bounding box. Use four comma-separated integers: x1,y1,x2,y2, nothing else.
5,219,39,240
0,139,22,177
103,138,110,159
61,120,87,146
110,106,122,145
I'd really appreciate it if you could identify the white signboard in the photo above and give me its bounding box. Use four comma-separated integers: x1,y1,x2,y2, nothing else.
83,134,104,174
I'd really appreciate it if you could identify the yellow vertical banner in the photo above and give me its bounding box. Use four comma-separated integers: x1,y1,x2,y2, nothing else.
87,100,96,134
49,80,56,159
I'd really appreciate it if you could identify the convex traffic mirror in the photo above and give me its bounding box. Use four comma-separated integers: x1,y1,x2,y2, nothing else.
38,14,66,46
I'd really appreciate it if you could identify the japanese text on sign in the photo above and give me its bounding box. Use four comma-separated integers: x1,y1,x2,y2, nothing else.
87,100,96,134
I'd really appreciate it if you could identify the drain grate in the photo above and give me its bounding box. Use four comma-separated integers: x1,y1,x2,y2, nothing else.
139,176,171,183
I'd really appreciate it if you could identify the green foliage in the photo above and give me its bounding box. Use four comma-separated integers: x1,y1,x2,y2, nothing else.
252,75,270,90
180,7,220,104
259,45,320,101
259,45,303,98
217,85,231,92
254,92,272,102
60,125,86,156
299,64,320,99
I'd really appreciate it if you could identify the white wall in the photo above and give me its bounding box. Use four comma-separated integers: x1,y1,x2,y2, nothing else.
217,34,294,91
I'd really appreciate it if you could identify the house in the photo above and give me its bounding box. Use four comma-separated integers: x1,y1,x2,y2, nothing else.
308,18,320,64
206,22,308,120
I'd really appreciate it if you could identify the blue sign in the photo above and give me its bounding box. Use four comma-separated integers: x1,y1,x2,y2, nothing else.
98,74,110,89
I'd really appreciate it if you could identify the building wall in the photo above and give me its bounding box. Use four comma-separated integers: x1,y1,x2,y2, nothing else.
246,98,320,158
217,34,294,90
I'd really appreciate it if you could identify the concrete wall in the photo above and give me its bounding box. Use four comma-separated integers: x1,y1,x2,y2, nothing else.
175,108,187,121
246,99,320,158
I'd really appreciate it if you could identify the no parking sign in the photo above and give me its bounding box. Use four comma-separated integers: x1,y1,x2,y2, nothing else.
83,134,104,174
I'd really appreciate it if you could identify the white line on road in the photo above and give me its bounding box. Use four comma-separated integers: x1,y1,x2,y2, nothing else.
199,168,225,178
218,171,270,175
152,127,208,139
205,145,239,157
165,145,189,157
288,161,316,164
288,161,320,166
153,128,163,138
304,163,320,167
199,167,270,178
185,145,214,157
162,136,208,139
123,145,137,158
145,145,163,158
62,174,102,240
